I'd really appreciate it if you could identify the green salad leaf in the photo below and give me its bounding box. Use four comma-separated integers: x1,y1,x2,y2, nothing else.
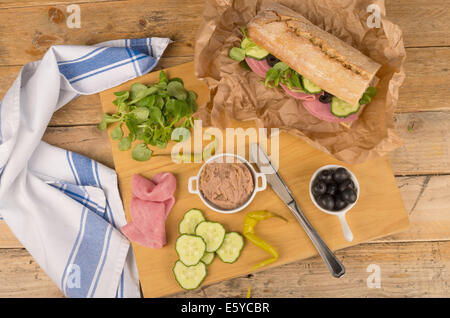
359,87,378,105
98,70,198,161
132,143,153,161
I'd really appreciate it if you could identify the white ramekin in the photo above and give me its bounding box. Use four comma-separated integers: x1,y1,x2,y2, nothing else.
309,164,360,242
188,153,267,214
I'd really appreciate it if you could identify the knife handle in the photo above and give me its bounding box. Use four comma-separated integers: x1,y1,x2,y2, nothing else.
288,202,345,278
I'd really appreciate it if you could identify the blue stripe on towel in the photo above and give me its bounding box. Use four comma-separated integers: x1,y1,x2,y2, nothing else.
61,206,87,291
66,212,110,297
129,38,149,56
70,152,96,186
58,47,132,80
69,55,148,84
62,151,114,297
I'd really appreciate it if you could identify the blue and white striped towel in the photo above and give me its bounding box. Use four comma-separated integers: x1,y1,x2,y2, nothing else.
0,37,171,297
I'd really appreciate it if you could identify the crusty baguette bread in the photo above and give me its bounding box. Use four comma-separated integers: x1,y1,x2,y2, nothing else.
247,3,381,106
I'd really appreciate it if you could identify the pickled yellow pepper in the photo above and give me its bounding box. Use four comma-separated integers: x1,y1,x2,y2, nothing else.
243,210,288,270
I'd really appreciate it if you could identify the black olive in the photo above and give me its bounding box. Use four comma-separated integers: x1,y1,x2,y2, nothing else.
318,169,334,184
341,188,357,203
318,194,335,211
312,181,327,196
319,92,333,104
266,54,280,67
326,183,338,195
334,197,348,211
338,179,355,193
333,167,350,183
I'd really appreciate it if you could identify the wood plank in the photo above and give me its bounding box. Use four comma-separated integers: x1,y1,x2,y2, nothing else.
0,0,203,66
386,0,450,48
0,0,448,67
376,175,450,242
389,112,450,175
172,241,450,298
396,47,450,113
0,0,121,9
0,249,63,298
3,241,450,298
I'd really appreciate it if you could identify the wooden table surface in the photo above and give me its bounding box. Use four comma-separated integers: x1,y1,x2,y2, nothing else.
1,0,449,298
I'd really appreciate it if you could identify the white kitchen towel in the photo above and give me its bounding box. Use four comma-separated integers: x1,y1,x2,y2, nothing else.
0,37,172,297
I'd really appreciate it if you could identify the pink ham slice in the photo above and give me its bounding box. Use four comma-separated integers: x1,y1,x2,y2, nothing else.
245,57,358,122
121,173,176,248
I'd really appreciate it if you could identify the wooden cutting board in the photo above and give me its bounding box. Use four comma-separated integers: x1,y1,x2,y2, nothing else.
99,62,409,297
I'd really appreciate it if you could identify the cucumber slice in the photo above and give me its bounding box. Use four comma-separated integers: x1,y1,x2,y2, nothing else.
331,96,360,118
245,45,270,60
229,47,246,62
216,232,245,264
175,234,206,266
195,221,226,252
302,77,323,94
173,260,207,290
179,209,206,235
200,252,215,265
240,38,253,50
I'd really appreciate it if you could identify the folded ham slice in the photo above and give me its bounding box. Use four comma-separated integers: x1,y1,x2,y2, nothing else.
244,57,357,122
121,173,176,248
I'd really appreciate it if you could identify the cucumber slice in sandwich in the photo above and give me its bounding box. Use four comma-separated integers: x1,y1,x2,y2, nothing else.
240,37,269,60
175,234,206,266
240,38,253,50
173,260,207,290
179,209,206,235
200,252,215,265
195,221,226,252
302,77,323,94
331,96,360,118
216,232,245,264
245,45,270,60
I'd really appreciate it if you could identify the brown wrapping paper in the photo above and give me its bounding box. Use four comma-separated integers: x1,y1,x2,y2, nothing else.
194,0,406,164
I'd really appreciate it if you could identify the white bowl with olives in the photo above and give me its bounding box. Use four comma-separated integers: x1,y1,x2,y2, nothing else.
309,165,360,242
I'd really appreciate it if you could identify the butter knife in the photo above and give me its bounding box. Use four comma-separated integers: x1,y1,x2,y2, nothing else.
250,143,345,278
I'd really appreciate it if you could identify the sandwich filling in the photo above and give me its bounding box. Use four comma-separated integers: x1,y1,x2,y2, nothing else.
229,29,377,121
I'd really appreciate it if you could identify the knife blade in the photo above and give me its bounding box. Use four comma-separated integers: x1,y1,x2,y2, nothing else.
250,143,345,278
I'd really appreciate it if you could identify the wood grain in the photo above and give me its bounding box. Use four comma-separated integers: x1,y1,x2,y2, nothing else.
0,0,448,67
0,249,63,298
0,0,203,66
389,112,450,175
0,0,121,9
172,241,450,298
3,241,450,298
386,0,450,47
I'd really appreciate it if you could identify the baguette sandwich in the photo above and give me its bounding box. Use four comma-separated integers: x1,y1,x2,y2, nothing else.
229,3,381,123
